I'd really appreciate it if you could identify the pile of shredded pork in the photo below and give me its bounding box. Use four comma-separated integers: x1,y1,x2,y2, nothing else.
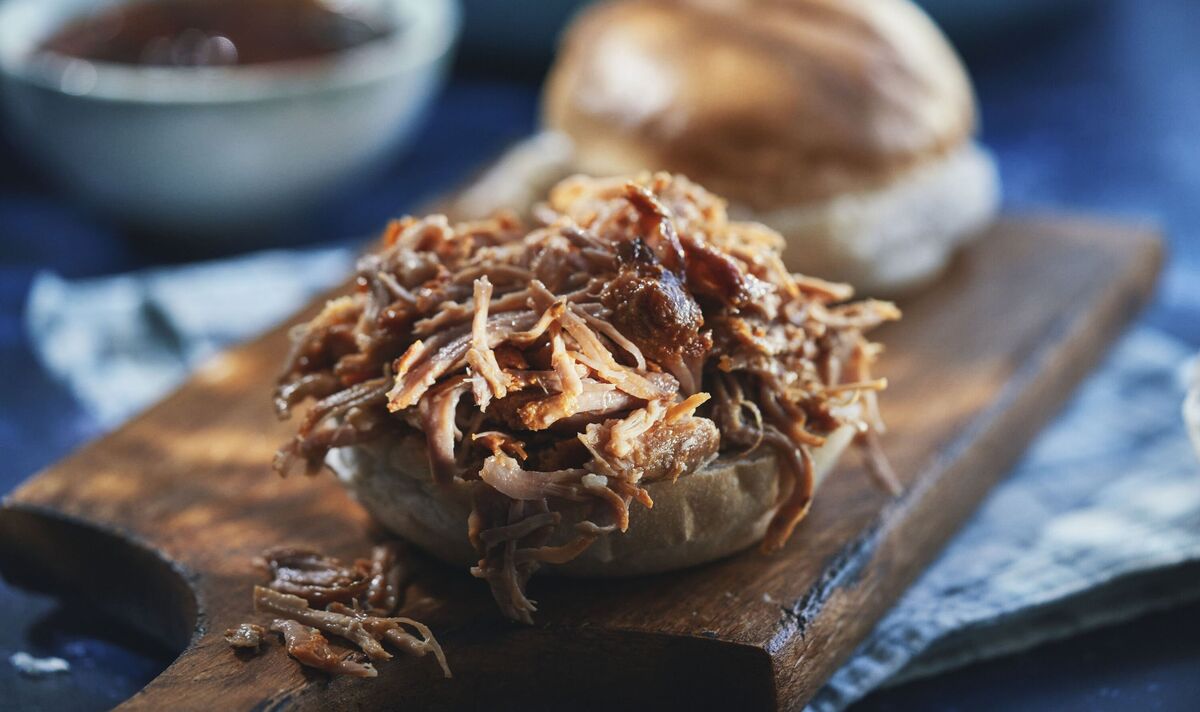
226,544,451,679
274,173,900,623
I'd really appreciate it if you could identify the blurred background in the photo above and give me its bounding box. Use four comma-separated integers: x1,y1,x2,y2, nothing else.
1,0,1199,709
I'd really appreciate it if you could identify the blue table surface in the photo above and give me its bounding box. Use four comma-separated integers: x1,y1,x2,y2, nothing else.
2,0,1200,709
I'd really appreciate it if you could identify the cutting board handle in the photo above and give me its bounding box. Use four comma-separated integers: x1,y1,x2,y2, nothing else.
0,503,197,654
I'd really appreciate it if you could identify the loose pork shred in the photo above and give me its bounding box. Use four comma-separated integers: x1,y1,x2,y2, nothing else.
274,172,899,622
232,544,450,679
271,618,378,678
256,547,371,606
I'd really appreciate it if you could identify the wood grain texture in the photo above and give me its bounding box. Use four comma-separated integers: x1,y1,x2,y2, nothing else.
0,216,1161,711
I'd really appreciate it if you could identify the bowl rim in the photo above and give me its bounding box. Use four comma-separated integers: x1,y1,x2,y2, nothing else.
0,0,460,105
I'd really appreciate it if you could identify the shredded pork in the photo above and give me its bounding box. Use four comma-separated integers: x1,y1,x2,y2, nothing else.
256,587,451,679
232,544,450,679
271,618,378,678
257,547,371,606
274,173,899,622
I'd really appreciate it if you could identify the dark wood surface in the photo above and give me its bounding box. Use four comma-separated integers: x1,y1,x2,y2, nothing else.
0,217,1161,711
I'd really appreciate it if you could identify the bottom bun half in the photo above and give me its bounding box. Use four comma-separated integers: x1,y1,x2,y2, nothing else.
327,424,857,578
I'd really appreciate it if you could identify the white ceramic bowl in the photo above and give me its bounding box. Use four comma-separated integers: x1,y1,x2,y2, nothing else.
0,0,459,241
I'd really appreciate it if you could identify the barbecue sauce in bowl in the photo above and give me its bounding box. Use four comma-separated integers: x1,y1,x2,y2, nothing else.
38,0,392,67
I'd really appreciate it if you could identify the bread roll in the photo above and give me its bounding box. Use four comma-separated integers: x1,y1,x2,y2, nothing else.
328,423,857,578
541,0,1000,294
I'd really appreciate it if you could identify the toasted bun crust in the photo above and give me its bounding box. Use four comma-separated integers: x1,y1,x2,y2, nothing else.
328,424,857,578
543,0,976,211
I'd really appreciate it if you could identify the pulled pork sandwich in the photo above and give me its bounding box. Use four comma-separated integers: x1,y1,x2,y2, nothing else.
274,173,900,623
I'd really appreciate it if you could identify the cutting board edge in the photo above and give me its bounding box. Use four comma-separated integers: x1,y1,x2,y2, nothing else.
769,222,1163,708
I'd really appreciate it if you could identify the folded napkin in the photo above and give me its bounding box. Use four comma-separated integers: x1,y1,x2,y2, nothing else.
26,249,354,427
24,251,1200,710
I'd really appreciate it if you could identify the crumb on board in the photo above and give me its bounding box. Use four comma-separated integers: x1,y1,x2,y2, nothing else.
224,622,267,650
10,652,70,676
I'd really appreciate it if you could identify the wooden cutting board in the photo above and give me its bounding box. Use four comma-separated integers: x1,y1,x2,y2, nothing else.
0,216,1161,711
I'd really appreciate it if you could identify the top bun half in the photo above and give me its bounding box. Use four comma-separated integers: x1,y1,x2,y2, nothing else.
543,0,977,210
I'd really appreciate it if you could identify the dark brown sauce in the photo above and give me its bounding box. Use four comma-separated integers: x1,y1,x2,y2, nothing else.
38,0,393,67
